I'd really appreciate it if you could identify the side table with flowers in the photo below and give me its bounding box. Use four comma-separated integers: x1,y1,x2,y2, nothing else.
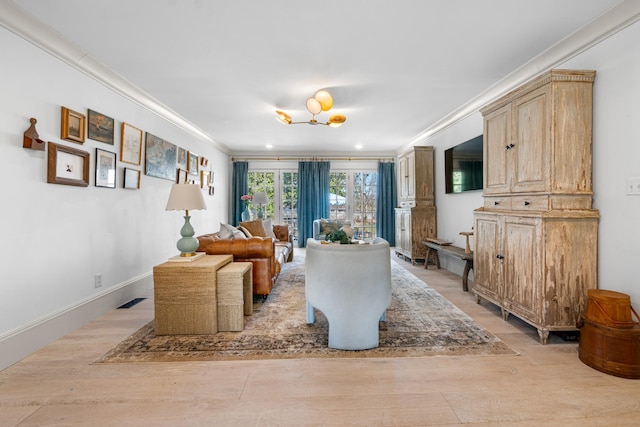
240,194,253,221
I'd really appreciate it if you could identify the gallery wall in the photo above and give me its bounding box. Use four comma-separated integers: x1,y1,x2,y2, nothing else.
0,27,229,368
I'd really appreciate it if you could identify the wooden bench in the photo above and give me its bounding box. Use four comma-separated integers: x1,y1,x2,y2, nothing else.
422,240,474,292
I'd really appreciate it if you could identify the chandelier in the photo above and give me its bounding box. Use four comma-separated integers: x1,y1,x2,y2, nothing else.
275,90,346,128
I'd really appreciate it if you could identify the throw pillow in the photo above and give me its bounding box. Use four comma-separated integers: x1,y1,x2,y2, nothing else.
262,218,278,241
218,222,236,239
231,228,247,239
320,219,338,235
239,219,267,237
238,225,253,238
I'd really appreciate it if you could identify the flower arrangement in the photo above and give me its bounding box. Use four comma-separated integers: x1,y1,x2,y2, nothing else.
241,194,252,207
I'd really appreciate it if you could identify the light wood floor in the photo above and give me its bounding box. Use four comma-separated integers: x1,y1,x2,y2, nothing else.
2,252,640,426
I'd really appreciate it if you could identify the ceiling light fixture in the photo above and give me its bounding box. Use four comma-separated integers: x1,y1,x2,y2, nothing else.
275,90,346,128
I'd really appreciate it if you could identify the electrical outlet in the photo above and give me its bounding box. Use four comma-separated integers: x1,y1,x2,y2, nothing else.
627,177,640,195
94,273,102,288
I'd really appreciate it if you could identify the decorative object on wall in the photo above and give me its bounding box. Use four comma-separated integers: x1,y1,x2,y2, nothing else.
187,151,199,175
95,148,116,188
200,170,209,190
124,168,141,189
47,142,90,187
176,168,188,184
144,133,177,181
252,191,268,218
209,170,214,186
275,89,346,128
208,186,215,196
23,117,45,151
87,109,114,145
60,106,86,144
120,122,143,165
176,147,187,170
165,183,207,259
200,157,209,167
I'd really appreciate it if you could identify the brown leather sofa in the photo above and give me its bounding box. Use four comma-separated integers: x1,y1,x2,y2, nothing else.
196,224,293,297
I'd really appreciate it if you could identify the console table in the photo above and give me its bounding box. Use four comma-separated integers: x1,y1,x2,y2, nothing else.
153,254,232,335
422,241,473,292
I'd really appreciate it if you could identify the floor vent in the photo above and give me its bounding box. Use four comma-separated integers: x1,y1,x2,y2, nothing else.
118,298,147,309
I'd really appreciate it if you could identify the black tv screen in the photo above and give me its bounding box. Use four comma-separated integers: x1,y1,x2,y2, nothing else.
445,135,483,194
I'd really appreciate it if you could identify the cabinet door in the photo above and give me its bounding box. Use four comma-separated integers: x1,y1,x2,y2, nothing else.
502,216,541,322
512,87,549,193
399,156,409,200
406,150,416,199
473,214,502,303
395,209,403,253
483,104,511,195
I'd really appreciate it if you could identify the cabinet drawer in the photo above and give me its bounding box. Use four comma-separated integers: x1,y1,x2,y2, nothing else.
484,197,511,210
400,200,416,208
511,195,549,211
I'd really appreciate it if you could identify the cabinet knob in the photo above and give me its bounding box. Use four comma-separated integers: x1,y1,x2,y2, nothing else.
496,254,504,260
524,201,530,206
494,201,499,205
505,143,515,150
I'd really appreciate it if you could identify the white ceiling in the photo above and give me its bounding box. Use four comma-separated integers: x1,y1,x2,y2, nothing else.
7,0,626,156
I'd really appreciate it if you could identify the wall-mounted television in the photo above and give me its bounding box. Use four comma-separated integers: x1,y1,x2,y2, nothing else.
444,135,483,194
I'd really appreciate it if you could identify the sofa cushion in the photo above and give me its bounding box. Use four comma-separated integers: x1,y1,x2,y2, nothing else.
238,225,253,237
239,219,267,237
219,222,236,239
261,218,278,241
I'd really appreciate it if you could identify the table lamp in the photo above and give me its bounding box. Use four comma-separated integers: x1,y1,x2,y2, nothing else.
166,183,207,257
252,191,268,218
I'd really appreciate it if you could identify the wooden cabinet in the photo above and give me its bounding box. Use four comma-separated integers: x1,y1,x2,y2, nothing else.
474,70,599,344
395,146,436,264
395,206,436,264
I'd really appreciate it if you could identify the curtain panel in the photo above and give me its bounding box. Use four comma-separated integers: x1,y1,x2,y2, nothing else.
376,161,397,246
297,161,331,247
231,161,248,226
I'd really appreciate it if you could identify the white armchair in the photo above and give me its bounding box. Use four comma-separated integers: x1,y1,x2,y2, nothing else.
305,237,392,350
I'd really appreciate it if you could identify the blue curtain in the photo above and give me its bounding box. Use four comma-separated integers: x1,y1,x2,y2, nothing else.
376,161,397,246
231,161,248,226
297,161,331,247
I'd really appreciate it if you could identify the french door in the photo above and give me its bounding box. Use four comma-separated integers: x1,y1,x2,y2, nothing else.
330,171,377,240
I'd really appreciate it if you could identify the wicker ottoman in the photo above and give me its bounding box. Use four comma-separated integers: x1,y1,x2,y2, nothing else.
216,262,253,331
153,254,232,335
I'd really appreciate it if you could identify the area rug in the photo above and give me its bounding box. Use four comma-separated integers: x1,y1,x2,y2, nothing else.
97,255,516,363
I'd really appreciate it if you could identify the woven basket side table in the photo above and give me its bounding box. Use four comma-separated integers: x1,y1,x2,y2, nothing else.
153,254,232,335
216,261,253,331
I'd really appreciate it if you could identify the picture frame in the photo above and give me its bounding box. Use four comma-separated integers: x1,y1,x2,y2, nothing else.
47,142,90,187
176,168,188,184
176,147,187,170
61,106,86,144
144,133,177,181
187,151,199,175
95,148,116,188
124,168,141,189
120,122,143,165
200,170,210,189
200,157,209,167
87,109,115,145
209,170,214,185
208,186,215,196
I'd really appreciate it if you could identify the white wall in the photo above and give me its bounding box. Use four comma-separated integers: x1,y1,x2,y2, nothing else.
421,19,640,307
0,28,229,368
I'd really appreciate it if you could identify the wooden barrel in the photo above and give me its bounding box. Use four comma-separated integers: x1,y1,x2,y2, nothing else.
584,289,635,328
578,318,640,379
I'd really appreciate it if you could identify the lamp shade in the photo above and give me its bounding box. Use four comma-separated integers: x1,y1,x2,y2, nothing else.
166,183,206,211
252,191,268,205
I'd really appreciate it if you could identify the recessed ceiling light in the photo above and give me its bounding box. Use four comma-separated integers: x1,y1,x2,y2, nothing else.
266,144,273,149
355,144,363,149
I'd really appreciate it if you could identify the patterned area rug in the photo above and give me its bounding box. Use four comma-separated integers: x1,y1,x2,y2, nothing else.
97,255,516,363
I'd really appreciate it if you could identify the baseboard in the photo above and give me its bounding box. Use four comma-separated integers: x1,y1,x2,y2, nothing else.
0,272,153,371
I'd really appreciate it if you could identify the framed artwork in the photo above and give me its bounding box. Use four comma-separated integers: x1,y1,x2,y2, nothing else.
61,106,86,144
144,133,177,181
176,168,188,184
47,142,90,187
200,170,209,189
187,151,199,175
120,122,143,165
209,170,214,185
95,148,116,188
200,157,209,167
176,147,187,170
208,186,215,196
87,109,114,145
124,168,141,189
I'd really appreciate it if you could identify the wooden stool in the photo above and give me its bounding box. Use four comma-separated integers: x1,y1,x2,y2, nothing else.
216,262,253,331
